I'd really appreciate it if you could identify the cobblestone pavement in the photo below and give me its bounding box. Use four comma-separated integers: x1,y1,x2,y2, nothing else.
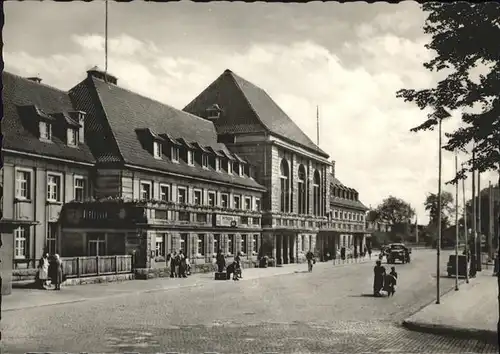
2,249,497,353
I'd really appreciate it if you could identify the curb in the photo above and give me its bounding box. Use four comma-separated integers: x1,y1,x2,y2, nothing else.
402,320,498,346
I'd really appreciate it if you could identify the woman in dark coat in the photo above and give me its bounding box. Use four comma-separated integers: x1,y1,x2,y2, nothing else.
49,254,64,290
373,260,386,297
216,249,225,273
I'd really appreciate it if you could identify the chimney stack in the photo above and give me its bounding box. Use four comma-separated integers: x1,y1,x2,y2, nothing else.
86,66,118,85
331,160,336,177
26,77,42,83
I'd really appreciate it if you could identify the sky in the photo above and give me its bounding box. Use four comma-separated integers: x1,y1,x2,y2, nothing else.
4,1,498,225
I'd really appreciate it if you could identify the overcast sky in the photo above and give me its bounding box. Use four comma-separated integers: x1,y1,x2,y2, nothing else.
4,1,497,224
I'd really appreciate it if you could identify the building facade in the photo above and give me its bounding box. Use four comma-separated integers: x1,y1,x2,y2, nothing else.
2,72,95,268
2,69,266,271
184,69,334,264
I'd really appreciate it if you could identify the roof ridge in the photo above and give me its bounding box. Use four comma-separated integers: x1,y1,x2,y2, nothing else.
87,77,126,163
3,70,70,94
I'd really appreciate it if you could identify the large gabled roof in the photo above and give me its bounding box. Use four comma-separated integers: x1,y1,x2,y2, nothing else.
2,71,95,163
330,176,368,211
70,72,265,190
184,69,329,158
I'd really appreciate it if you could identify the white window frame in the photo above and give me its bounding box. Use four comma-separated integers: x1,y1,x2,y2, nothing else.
255,198,261,211
46,222,58,255
39,121,52,141
208,191,216,207
155,235,165,257
202,154,209,169
215,157,221,172
221,193,229,208
233,195,241,210
159,183,171,202
193,189,203,205
153,141,162,159
14,226,28,259
244,196,252,210
74,175,86,202
241,234,247,255
187,150,194,166
47,172,63,202
171,146,180,163
227,160,233,175
252,234,258,254
67,128,78,147
213,234,221,255
239,164,244,177
177,186,187,204
15,168,32,200
197,234,205,256
140,181,152,200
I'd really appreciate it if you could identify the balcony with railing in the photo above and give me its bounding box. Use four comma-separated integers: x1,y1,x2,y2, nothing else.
61,198,263,230
262,212,327,231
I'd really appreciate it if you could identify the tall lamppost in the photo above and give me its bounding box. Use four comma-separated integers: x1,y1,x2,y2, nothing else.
461,163,469,284
454,151,459,291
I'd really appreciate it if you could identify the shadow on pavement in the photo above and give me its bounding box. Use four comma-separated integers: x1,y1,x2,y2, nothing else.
348,293,376,298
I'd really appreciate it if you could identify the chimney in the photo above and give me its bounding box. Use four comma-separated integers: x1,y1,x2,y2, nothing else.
86,66,118,85
27,77,42,83
331,160,336,177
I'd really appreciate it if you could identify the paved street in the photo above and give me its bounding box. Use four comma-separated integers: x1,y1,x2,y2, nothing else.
2,249,497,353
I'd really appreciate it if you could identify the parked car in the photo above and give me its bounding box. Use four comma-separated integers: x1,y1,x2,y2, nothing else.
386,243,411,264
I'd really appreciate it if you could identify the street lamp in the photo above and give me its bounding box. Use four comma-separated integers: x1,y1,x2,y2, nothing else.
454,150,459,291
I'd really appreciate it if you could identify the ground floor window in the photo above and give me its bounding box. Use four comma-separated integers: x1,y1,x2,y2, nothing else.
252,234,258,254
213,234,221,255
14,226,29,259
228,234,234,255
197,234,205,256
180,233,188,255
241,234,247,255
155,234,165,258
88,233,106,256
46,222,58,255
302,235,307,252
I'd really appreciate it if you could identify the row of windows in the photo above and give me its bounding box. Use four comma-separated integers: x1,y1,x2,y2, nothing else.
332,210,365,222
14,223,58,259
139,181,261,210
280,159,323,216
15,169,87,203
153,142,251,178
39,121,81,147
332,186,359,201
155,234,260,258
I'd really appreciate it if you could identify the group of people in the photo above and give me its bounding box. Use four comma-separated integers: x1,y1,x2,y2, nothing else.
36,253,64,290
168,250,191,278
216,249,243,281
373,260,398,297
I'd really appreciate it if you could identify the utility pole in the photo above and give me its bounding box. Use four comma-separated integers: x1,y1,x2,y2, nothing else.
436,116,443,304
454,151,459,291
461,165,469,284
477,171,482,271
415,216,419,244
489,181,494,261
472,150,477,277
105,0,109,76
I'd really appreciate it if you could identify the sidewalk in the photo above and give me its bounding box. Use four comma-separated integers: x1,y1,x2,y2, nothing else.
403,271,499,345
2,257,370,312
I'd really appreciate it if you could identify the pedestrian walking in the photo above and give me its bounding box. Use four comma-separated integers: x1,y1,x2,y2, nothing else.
368,247,372,259
306,250,315,272
386,266,398,297
373,260,386,297
37,253,50,289
340,247,346,261
216,249,225,273
169,251,178,277
234,252,243,279
49,254,64,290
178,250,187,278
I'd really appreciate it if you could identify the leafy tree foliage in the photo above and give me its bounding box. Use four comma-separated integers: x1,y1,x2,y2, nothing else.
374,196,415,227
396,3,500,183
424,191,455,228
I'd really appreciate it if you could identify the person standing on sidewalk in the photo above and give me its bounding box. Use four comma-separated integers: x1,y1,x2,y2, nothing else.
37,253,49,290
216,249,226,273
234,252,243,279
178,250,187,278
49,254,64,291
373,260,386,297
169,251,178,278
386,266,398,297
306,250,315,272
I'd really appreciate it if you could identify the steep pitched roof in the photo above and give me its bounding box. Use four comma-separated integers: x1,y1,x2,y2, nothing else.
184,69,329,158
70,74,265,190
330,176,368,211
2,71,95,163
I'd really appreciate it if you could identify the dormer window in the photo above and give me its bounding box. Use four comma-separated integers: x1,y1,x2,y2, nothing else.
187,150,194,166
215,157,221,171
171,146,180,163
39,121,52,141
227,160,232,174
153,141,162,159
202,154,209,168
239,164,244,177
206,104,221,120
67,128,78,147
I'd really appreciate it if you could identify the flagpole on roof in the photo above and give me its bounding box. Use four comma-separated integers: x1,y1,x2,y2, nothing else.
316,105,320,147
104,0,109,82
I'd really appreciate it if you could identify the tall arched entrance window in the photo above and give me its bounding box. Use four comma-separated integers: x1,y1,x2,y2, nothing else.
298,164,307,214
280,159,290,213
313,170,321,216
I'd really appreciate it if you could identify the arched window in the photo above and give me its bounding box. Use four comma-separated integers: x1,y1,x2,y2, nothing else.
313,170,320,216
280,159,290,213
298,164,307,214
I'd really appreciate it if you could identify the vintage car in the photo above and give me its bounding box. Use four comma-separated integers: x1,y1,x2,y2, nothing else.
386,243,411,264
